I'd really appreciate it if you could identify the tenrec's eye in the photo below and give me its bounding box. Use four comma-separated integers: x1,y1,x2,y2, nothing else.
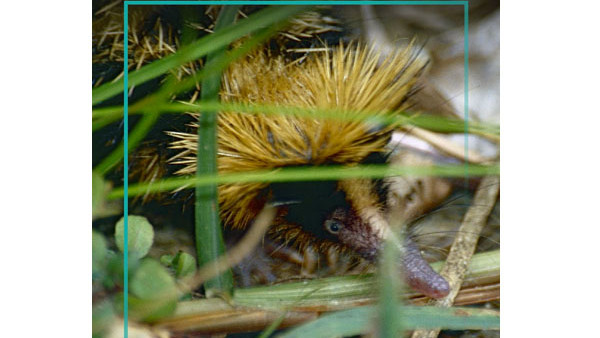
325,220,343,234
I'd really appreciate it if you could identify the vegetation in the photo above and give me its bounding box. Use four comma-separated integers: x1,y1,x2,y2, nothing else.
92,4,499,337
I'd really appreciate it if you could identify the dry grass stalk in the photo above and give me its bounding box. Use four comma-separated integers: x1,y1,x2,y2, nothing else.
411,175,500,338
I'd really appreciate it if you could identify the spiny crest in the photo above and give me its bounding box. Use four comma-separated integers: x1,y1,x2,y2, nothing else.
93,5,178,66
169,43,427,228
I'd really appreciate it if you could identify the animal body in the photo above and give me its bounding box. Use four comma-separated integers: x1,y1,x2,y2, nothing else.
169,42,451,298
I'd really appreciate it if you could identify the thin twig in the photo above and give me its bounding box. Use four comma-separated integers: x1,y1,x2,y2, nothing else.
409,282,499,306
179,205,276,296
404,126,494,164
156,308,317,334
411,175,499,338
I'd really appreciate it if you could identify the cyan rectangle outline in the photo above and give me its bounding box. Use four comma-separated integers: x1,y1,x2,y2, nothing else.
122,2,469,337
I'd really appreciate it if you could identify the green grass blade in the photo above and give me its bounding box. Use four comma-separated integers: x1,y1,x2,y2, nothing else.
93,101,499,138
94,110,160,175
408,113,499,135
194,5,239,296
379,240,404,337
107,164,500,199
276,305,499,338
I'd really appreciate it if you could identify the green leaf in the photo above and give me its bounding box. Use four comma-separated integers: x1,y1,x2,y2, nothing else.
92,300,116,337
277,305,499,338
130,259,179,321
160,254,175,267
173,251,197,279
92,230,108,277
160,252,196,279
131,259,178,298
114,215,154,261
92,170,118,218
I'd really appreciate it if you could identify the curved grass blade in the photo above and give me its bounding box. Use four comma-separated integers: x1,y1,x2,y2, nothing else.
94,110,160,175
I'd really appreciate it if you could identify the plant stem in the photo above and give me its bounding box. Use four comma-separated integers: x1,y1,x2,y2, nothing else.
194,5,240,296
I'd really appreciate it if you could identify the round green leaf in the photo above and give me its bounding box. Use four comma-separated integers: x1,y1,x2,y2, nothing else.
173,251,197,279
130,259,179,321
115,215,154,260
131,259,178,298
